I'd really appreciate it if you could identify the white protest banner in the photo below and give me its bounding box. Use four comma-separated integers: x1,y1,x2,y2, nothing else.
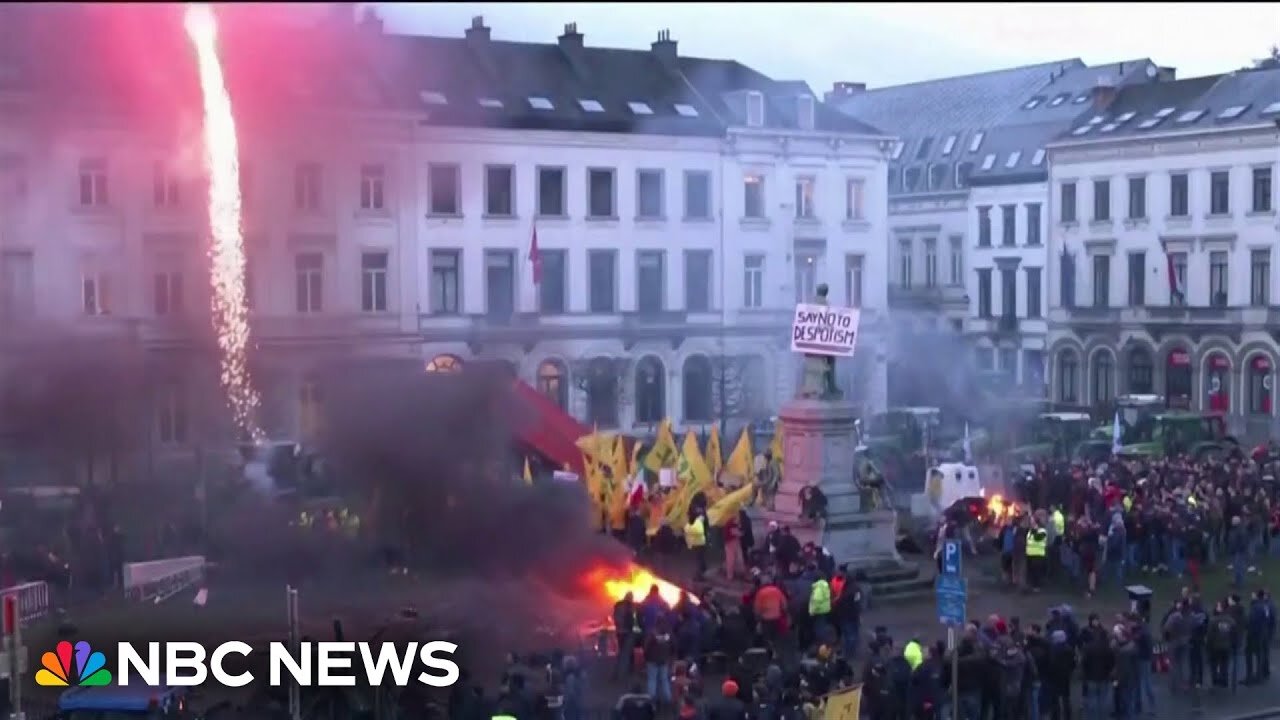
790,304,860,357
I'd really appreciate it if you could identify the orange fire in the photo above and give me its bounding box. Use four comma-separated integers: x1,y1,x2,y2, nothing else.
987,494,1020,521
583,562,697,608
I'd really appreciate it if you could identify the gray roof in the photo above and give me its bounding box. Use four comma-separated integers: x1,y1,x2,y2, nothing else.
0,8,880,139
834,59,1083,195
969,59,1157,185
1056,66,1280,144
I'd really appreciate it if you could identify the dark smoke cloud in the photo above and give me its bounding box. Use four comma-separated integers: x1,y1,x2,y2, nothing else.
884,310,995,422
314,359,628,583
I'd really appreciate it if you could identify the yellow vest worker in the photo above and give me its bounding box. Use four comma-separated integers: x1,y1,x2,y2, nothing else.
1026,528,1047,558
903,639,923,670
492,716,518,720
1188,495,1198,507
1051,509,1065,536
808,578,832,616
684,516,707,548
1123,496,1133,512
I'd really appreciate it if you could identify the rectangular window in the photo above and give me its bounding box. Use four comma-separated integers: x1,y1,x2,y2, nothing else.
924,238,938,288
360,251,388,313
1251,249,1270,307
746,91,765,127
359,164,385,211
294,162,321,212
1092,254,1110,307
999,349,1017,382
795,254,818,303
1170,173,1189,216
538,249,567,314
1170,252,1188,306
949,236,963,285
429,250,460,314
78,158,109,207
636,251,665,313
153,164,180,209
484,250,515,318
743,255,764,308
1127,251,1145,306
794,176,816,219
1210,170,1230,215
82,272,111,316
1060,182,1076,222
976,268,991,318
537,167,566,216
845,178,865,220
1127,176,1146,219
683,171,711,220
587,168,616,218
294,252,323,313
1092,179,1110,221
684,250,712,312
636,169,664,219
1000,205,1016,246
845,254,863,307
1060,253,1076,308
428,164,460,215
898,239,913,288
588,250,616,313
1001,268,1016,318
1209,251,1229,307
156,383,188,446
1252,167,1273,213
1025,203,1041,246
484,165,514,216
1025,267,1041,318
0,251,34,319
743,174,765,218
977,206,991,247
152,270,183,317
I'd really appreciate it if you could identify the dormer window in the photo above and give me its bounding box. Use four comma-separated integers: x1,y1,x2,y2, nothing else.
627,101,654,115
478,98,503,109
528,97,554,110
746,91,765,127
797,94,815,131
968,132,984,153
674,103,699,117
940,134,957,156
419,91,447,106
578,99,605,113
890,141,905,160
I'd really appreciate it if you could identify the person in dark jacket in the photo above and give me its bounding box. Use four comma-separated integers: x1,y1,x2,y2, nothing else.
613,593,639,679
954,635,985,720
703,679,748,720
1244,589,1273,684
1044,630,1076,720
1112,626,1139,720
861,640,895,720
1207,602,1235,689
1024,625,1050,720
1080,633,1114,720
1188,597,1209,688
614,681,657,720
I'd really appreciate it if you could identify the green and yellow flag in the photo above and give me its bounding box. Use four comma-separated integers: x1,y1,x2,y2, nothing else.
706,425,724,478
666,430,713,527
707,481,755,527
643,418,679,473
725,427,753,480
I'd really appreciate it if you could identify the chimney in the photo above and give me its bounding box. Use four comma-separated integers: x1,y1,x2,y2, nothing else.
832,81,866,97
1090,76,1118,111
465,15,490,44
558,22,583,54
651,29,677,67
1157,66,1176,82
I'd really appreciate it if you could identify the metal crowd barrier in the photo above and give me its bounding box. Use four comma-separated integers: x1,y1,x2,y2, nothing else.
0,580,50,623
122,555,206,603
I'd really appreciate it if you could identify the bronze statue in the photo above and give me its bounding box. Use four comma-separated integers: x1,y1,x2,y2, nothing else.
798,283,842,399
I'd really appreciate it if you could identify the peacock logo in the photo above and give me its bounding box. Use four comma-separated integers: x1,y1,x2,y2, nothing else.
35,640,113,687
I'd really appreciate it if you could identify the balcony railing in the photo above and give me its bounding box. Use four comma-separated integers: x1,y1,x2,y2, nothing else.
888,283,967,308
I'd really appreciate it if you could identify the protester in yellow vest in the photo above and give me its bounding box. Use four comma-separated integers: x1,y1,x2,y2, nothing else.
1026,523,1048,591
808,575,833,645
903,638,923,670
685,515,708,578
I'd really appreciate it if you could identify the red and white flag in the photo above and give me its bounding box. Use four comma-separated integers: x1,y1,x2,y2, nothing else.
529,223,542,285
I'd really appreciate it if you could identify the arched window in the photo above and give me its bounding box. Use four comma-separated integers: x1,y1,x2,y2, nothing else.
1127,347,1153,394
1247,354,1273,415
1056,350,1078,403
584,357,619,428
535,359,568,411
1166,348,1192,406
1091,351,1114,406
633,356,666,425
682,355,714,422
1204,352,1231,412
425,354,462,373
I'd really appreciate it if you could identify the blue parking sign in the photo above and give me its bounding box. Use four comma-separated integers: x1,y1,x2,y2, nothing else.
942,539,962,577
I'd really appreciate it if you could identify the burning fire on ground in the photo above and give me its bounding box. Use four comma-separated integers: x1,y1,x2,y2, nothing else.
581,562,697,609
986,494,1021,521
184,4,264,441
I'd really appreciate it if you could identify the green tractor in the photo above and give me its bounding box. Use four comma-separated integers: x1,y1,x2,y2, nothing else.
1114,411,1237,461
1092,394,1165,441
1006,412,1096,464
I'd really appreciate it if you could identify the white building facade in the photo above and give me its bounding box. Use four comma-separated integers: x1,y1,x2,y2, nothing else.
0,14,891,464
1045,69,1280,438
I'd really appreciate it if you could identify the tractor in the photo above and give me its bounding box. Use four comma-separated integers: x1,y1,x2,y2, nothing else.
1114,411,1238,461
1005,412,1096,465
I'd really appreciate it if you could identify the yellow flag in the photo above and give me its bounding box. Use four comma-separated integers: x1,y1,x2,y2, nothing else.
581,450,605,530
522,458,533,486
707,482,755,527
769,422,785,481
643,418,679,473
726,427,754,480
823,686,862,720
646,491,668,536
666,431,713,527
706,425,723,477
611,435,629,483
606,436,630,530
628,440,644,477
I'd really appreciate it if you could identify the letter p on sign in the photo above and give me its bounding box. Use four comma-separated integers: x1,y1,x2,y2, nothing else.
942,539,961,576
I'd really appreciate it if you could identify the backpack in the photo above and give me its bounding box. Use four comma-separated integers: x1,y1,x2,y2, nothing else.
1209,618,1233,650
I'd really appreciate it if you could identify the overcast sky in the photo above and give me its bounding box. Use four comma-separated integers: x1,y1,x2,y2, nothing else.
376,2,1279,93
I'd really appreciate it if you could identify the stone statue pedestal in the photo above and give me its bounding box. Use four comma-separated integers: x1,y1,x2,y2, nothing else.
751,397,902,568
